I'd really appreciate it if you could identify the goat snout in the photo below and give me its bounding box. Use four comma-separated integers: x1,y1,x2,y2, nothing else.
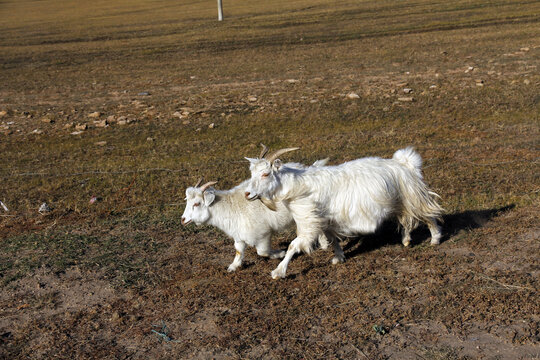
181,217,191,225
245,191,258,201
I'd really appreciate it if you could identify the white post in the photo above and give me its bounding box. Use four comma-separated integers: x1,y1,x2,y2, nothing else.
217,0,223,21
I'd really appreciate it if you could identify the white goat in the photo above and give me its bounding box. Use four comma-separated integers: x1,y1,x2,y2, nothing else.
244,147,444,279
181,149,330,272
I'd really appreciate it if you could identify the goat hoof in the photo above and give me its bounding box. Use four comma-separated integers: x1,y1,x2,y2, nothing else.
227,265,238,272
402,240,411,247
430,238,440,245
271,268,286,279
271,251,286,259
332,256,345,265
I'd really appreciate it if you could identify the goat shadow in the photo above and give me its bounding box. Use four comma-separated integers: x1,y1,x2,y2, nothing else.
342,204,515,258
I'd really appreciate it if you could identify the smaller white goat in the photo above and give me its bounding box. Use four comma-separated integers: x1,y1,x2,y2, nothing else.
181,148,330,272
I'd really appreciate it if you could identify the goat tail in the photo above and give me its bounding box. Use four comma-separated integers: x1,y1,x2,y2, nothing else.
393,147,423,178
394,148,444,225
398,175,444,227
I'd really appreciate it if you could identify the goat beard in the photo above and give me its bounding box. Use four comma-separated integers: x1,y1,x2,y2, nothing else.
259,197,277,211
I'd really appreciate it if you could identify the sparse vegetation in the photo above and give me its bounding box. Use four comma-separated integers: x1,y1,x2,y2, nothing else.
0,0,538,358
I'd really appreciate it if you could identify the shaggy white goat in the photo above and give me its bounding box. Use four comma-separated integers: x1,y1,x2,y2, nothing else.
244,147,443,279
181,150,330,272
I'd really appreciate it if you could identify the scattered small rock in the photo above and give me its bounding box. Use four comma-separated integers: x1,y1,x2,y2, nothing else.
31,129,43,134
0,200,8,212
111,311,120,321
95,141,107,146
373,325,388,335
71,131,83,135
89,196,99,204
347,92,360,99
397,97,414,102
172,111,184,119
403,88,413,94
0,110,8,117
75,124,88,131
64,122,74,129
107,115,116,122
182,120,190,125
397,82,408,87
138,91,150,96
520,47,530,52
41,117,54,123
523,79,531,85
248,96,258,102
429,85,437,89
88,112,101,118
146,137,155,142
94,120,108,128
38,203,51,214
208,123,215,129
286,79,299,84
465,66,474,73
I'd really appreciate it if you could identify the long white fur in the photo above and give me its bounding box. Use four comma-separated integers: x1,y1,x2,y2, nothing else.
244,147,443,279
181,161,329,272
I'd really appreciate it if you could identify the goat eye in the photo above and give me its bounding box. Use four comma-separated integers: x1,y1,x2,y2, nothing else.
261,173,269,178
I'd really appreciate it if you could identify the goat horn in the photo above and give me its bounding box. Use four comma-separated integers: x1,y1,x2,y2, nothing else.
200,181,217,192
266,147,300,163
194,177,203,188
259,143,269,159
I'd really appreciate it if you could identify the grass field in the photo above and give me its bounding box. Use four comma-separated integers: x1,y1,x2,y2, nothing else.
1,0,539,358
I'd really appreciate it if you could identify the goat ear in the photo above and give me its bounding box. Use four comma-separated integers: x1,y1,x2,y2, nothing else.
244,157,257,164
185,187,196,198
272,159,283,171
203,189,215,206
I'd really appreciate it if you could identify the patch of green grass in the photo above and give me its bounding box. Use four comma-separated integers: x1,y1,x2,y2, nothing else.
0,223,168,288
